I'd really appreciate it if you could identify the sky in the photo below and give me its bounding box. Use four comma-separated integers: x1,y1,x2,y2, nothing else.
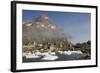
22,10,91,44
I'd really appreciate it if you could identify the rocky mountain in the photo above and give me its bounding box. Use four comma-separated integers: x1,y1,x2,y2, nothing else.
23,15,69,44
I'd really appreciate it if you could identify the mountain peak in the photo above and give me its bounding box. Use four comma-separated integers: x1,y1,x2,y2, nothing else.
23,15,68,44
23,15,58,30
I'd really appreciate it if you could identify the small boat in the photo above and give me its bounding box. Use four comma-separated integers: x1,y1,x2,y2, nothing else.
23,52,41,59
58,51,63,54
26,54,41,59
34,51,42,56
71,51,83,54
63,51,72,55
49,52,56,55
41,52,50,56
41,55,58,60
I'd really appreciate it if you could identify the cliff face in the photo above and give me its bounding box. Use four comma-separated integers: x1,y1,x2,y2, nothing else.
23,15,71,51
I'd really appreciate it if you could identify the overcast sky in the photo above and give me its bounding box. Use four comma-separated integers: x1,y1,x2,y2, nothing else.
22,10,91,44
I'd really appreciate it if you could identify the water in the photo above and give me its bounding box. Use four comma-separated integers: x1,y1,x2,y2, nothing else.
23,51,90,63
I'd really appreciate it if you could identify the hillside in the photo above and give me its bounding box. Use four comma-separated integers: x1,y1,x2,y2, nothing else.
22,15,72,52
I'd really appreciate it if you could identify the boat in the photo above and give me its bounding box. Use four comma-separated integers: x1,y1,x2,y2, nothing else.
41,55,58,60
26,54,41,59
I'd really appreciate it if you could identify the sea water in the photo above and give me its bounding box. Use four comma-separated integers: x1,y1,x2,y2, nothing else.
23,50,89,62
